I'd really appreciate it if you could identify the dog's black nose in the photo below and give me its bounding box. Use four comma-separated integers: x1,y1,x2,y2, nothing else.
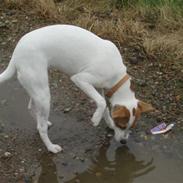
120,139,127,144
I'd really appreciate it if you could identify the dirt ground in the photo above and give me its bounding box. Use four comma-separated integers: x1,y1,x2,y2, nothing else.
0,2,183,183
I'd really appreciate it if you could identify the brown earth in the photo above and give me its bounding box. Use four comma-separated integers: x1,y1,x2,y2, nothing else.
0,2,183,183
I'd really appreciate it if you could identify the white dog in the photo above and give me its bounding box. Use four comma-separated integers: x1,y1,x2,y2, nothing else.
0,25,153,153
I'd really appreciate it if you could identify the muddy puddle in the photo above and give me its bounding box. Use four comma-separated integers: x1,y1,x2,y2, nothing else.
37,139,183,183
1,79,183,183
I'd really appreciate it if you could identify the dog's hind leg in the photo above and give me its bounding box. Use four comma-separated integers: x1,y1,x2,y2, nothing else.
28,98,52,127
18,70,61,153
28,98,36,119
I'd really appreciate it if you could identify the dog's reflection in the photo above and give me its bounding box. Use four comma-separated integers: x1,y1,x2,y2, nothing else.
37,154,58,183
37,140,155,183
68,140,155,183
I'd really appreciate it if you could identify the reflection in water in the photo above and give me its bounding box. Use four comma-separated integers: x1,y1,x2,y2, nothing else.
37,139,155,183
38,154,58,183
67,140,155,183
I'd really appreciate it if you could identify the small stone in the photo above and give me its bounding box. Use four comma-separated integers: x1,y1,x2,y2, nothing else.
144,135,148,141
75,179,80,183
4,135,9,139
84,148,92,153
1,99,7,105
38,148,42,152
140,132,145,138
5,20,9,24
4,151,12,158
12,19,18,23
155,81,159,85
74,171,79,175
14,172,19,176
62,162,68,166
139,80,146,87
72,154,77,159
19,168,25,173
175,95,181,102
107,133,113,137
79,157,85,162
59,175,64,179
63,107,72,113
75,156,80,160
129,56,138,64
74,88,79,92
0,22,6,28
21,160,25,164
158,64,162,68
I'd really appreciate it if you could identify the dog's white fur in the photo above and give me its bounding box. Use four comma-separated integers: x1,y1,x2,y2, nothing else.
0,25,138,153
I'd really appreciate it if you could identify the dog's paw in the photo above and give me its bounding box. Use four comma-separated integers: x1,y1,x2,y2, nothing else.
47,144,62,154
92,121,99,127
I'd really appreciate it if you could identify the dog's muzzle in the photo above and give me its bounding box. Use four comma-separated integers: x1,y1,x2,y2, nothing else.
120,139,127,144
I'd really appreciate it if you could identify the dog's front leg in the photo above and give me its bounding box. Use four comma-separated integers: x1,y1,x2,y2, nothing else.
71,73,106,126
100,89,114,129
103,107,115,129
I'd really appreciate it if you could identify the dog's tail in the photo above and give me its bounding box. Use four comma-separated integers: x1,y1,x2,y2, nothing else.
0,59,16,84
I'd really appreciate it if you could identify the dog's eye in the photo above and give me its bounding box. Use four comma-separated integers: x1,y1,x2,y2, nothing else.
114,117,128,130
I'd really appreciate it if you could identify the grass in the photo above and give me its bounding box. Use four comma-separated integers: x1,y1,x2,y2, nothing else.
143,32,183,61
113,0,183,12
3,0,183,63
4,0,59,18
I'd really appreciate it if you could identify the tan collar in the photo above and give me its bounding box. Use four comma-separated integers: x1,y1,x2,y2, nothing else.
106,74,130,98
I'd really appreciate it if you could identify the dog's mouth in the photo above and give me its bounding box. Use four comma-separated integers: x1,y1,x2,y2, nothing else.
120,139,127,144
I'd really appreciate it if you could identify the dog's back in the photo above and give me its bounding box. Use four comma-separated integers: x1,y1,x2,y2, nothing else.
12,25,124,78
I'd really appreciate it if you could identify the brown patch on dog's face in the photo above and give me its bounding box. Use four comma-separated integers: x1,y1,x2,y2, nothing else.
112,105,130,129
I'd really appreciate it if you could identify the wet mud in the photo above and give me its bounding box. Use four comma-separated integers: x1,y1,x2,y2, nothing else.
0,78,183,183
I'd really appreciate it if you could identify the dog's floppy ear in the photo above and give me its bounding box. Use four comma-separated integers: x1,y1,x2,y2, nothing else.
112,105,130,129
138,101,154,113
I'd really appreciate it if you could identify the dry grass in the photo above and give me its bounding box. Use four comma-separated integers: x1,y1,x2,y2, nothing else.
4,0,59,18
4,0,26,7
32,0,58,19
143,32,183,61
3,0,183,63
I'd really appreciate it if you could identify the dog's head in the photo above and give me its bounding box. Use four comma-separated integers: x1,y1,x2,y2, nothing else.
111,101,154,143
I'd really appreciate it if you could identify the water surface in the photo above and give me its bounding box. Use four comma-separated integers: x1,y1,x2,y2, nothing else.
0,79,183,183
